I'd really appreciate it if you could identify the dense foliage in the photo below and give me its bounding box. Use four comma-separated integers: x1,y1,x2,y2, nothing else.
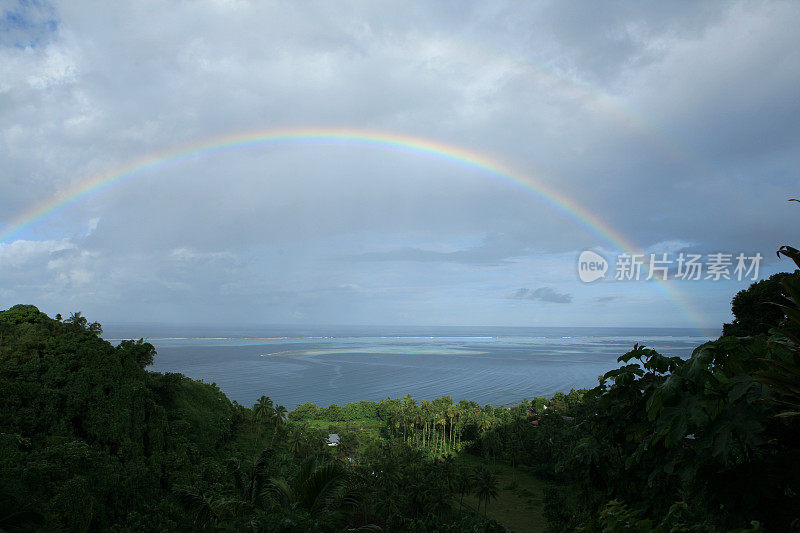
0,306,507,531
477,251,800,531
722,271,798,337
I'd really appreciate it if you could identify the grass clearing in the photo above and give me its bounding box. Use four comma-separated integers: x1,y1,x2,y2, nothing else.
456,454,550,533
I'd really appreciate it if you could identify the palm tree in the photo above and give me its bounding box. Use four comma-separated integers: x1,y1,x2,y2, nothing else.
472,466,499,517
253,396,275,425
440,454,457,496
509,437,524,480
450,405,461,451
420,400,433,447
65,311,87,328
454,466,473,509
264,457,358,530
274,404,288,425
484,431,502,464
173,487,225,528
478,411,492,434
288,427,306,457
435,416,447,455
229,449,273,507
402,394,417,442
176,451,277,528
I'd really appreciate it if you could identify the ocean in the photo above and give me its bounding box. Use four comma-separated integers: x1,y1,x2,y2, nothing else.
102,325,715,409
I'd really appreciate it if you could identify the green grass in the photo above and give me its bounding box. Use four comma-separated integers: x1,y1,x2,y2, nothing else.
455,454,550,533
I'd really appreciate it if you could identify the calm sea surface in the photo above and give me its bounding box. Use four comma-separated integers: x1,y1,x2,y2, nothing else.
102,325,715,409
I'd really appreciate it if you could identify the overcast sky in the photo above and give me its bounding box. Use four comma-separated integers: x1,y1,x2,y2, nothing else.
1,1,799,330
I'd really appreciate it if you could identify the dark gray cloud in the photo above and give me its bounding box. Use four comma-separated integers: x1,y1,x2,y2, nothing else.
595,295,620,303
510,287,573,304
350,246,509,265
345,233,537,265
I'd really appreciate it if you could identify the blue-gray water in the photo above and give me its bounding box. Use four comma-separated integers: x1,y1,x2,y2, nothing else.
102,325,715,409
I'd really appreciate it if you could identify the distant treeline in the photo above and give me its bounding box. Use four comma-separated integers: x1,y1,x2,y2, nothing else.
291,396,555,423
292,394,576,457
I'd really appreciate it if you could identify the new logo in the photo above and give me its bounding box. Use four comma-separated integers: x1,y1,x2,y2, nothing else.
578,250,608,283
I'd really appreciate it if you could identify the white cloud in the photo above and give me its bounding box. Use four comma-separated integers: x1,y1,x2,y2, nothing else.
164,280,192,291
169,247,237,262
46,249,100,271
84,217,100,236
25,45,78,89
645,240,696,255
0,239,75,268
55,267,92,287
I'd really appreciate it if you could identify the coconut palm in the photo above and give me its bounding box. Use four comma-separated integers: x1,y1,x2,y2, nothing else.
402,394,417,442
478,410,492,433
176,451,277,528
439,454,457,496
173,487,225,528
435,416,447,454
274,404,288,425
454,466,473,509
264,457,358,531
472,466,499,517
65,311,87,328
228,449,273,507
253,396,275,425
420,400,433,447
288,427,306,457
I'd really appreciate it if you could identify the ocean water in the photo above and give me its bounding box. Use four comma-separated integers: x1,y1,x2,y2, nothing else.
102,325,715,409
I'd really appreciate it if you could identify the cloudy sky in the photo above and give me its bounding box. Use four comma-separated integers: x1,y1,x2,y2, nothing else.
1,1,799,330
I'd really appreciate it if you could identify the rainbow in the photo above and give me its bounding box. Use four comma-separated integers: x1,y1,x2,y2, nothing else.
436,38,698,166
0,126,707,327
